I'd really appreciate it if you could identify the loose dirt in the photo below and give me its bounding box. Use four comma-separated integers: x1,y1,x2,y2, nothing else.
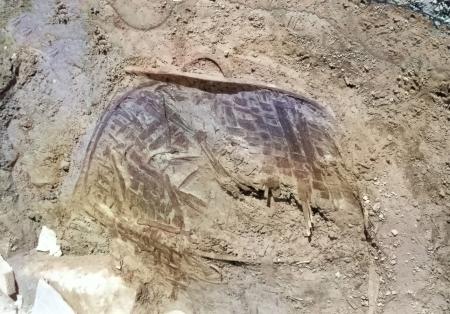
0,0,449,313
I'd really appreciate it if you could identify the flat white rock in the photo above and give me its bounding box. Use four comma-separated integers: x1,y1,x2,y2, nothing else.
31,279,74,314
36,226,62,257
0,292,16,314
0,256,16,296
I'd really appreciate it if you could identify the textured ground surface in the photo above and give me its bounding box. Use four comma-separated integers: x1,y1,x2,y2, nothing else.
74,78,364,312
0,0,449,313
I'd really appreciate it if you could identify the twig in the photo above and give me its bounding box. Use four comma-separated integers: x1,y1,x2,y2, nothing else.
346,298,357,310
368,263,380,314
197,251,311,266
197,251,259,265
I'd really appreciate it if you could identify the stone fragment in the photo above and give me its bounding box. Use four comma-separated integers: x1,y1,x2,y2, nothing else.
9,254,136,313
0,256,16,296
0,238,10,258
15,294,22,310
391,229,399,237
372,202,381,211
31,279,74,314
36,226,62,257
59,160,70,172
29,165,57,187
344,75,356,88
0,292,16,314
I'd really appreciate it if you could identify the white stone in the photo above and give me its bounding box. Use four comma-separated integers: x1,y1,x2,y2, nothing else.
15,294,22,309
0,292,16,314
31,279,74,314
0,239,9,261
36,226,62,257
391,229,399,236
372,202,381,211
0,256,15,296
9,254,136,313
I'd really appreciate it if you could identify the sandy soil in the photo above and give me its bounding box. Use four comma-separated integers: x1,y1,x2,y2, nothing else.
0,0,449,313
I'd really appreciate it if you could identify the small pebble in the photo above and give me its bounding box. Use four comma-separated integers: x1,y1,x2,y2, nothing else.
59,160,70,172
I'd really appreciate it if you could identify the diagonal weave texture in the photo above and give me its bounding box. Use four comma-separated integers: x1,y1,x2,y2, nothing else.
74,76,361,281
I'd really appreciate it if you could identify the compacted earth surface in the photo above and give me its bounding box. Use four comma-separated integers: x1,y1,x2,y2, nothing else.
0,0,449,313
